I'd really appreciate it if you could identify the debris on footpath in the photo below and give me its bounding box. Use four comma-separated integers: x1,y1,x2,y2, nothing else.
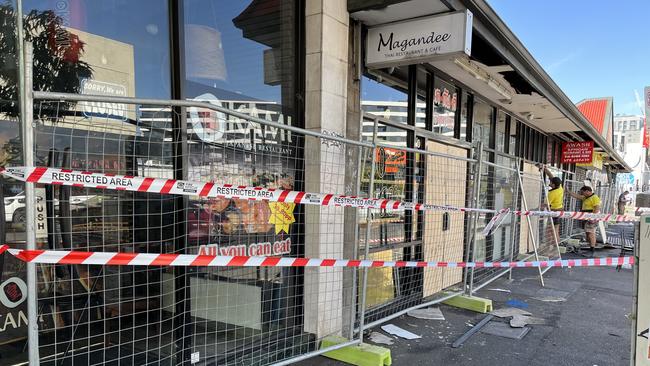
381,324,421,340
369,331,394,345
481,321,531,340
490,307,545,328
486,288,512,293
407,307,445,320
490,307,532,318
505,299,529,309
510,315,546,328
452,314,494,348
532,296,566,302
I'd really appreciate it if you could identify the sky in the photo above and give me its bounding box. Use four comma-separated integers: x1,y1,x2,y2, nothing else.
487,0,650,116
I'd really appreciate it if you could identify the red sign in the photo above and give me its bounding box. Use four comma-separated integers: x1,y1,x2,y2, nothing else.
643,117,650,149
561,141,594,163
376,147,406,174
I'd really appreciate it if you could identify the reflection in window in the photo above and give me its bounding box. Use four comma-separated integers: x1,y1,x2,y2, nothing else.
360,72,410,308
362,72,409,126
496,111,507,152
25,0,170,98
472,99,493,148
460,92,470,141
492,155,517,261
6,1,175,363
510,120,519,154
182,0,302,356
415,68,427,129
432,77,457,137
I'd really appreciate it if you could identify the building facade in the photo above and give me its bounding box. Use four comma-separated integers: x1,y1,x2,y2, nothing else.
614,114,648,190
0,0,630,365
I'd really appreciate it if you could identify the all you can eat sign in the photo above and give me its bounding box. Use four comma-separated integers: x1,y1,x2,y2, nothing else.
366,10,473,69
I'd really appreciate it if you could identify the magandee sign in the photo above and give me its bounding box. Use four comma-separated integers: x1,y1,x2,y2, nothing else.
366,10,473,69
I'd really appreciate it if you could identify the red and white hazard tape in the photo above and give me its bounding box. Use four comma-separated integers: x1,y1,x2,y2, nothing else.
636,207,650,214
0,166,495,214
0,245,635,269
516,209,638,222
0,167,638,223
366,237,403,245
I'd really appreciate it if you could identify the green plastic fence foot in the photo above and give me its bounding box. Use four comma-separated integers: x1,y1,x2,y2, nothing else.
320,336,392,366
443,294,493,313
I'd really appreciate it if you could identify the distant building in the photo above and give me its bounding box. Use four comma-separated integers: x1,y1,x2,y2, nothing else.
614,114,644,152
613,114,647,190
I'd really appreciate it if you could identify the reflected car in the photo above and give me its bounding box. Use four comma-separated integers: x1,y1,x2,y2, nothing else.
4,192,95,224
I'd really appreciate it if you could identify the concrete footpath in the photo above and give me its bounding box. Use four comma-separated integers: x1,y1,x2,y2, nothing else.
303,249,634,366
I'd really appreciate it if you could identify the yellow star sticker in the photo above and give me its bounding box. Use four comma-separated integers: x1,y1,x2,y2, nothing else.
268,202,296,234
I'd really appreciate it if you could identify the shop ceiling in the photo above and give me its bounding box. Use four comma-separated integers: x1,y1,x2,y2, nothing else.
349,0,629,171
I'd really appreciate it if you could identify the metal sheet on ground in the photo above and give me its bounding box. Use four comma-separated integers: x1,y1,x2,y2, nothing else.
534,288,570,299
480,321,531,339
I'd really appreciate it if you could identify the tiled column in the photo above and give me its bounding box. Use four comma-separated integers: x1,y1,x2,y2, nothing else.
303,0,351,337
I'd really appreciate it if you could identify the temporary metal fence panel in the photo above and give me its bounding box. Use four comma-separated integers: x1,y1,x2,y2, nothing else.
518,167,561,281
561,177,630,250
357,115,473,327
468,153,521,291
13,91,372,366
4,82,628,365
562,178,582,242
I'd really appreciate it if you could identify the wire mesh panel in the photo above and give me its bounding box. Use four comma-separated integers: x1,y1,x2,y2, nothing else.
24,96,367,366
13,91,627,366
469,154,520,289
359,130,474,324
358,118,414,318
0,100,30,363
519,167,561,264
32,100,180,365
595,183,619,217
562,178,583,241
421,142,470,296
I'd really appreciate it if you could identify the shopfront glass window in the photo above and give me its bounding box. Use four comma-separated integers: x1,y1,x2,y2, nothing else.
472,99,493,148
360,69,411,310
0,1,175,363
24,0,170,98
459,91,470,141
471,100,494,264
492,155,518,261
0,3,25,355
415,68,427,129
182,0,302,357
362,70,409,125
510,120,519,154
496,111,507,152
432,77,457,137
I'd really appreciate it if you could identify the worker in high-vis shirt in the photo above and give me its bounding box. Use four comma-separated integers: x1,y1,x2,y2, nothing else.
568,186,601,256
540,165,564,243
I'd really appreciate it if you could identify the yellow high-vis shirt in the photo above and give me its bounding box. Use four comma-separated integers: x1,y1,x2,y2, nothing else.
582,194,601,212
547,186,564,210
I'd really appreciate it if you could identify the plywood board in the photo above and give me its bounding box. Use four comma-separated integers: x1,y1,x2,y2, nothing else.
423,142,467,296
